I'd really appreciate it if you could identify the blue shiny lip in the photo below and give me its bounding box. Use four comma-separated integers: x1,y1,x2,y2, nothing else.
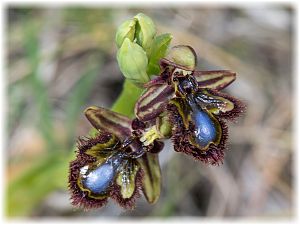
191,106,217,148
81,156,122,194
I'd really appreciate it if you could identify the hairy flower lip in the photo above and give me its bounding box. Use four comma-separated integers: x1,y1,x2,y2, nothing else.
164,85,244,165
69,156,144,209
69,154,109,209
69,131,145,209
166,102,229,165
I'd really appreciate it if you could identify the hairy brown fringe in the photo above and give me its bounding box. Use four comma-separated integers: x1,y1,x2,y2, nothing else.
111,168,144,210
69,132,144,209
167,103,229,165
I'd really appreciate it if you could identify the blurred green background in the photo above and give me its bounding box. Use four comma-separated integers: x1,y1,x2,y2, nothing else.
6,5,294,218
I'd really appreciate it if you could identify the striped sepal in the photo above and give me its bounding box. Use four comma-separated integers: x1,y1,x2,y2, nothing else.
138,153,161,204
194,70,236,90
135,83,174,122
84,106,132,140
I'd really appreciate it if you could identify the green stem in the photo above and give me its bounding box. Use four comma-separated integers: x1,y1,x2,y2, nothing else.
111,79,144,118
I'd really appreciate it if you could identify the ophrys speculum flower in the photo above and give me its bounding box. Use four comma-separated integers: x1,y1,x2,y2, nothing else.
135,45,245,165
69,132,144,209
69,107,163,209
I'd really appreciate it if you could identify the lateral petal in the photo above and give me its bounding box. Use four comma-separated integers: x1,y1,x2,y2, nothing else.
194,70,236,90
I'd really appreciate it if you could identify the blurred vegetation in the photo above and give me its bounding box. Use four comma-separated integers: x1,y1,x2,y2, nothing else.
6,6,294,218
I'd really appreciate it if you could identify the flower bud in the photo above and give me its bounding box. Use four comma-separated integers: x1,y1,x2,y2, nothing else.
115,18,137,48
134,13,157,52
117,38,150,85
166,45,197,70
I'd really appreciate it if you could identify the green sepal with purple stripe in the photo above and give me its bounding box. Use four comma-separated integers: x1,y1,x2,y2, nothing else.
194,70,236,91
137,153,161,204
135,83,174,122
84,106,132,140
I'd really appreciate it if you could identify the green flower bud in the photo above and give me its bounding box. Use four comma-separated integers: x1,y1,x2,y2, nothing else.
134,13,157,52
115,18,137,48
166,45,197,70
117,38,149,85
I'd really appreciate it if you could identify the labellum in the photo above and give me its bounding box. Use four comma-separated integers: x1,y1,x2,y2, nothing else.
78,155,122,198
69,131,144,209
191,106,219,149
